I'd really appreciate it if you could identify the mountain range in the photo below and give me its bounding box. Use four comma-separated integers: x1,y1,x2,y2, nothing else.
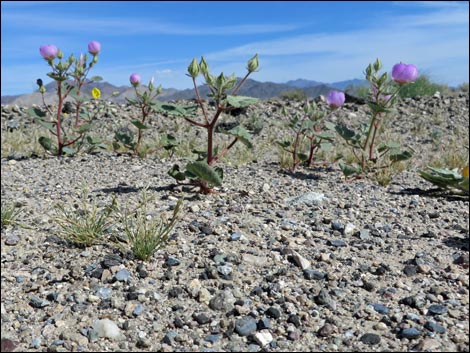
1,78,368,106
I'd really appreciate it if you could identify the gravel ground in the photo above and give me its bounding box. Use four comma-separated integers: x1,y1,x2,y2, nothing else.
1,94,469,352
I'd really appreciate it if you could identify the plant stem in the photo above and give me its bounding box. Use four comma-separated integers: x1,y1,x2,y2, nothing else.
193,77,209,125
56,81,64,155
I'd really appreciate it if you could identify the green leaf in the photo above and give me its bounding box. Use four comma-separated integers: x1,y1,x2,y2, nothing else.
418,167,469,194
312,131,335,140
86,136,102,145
62,147,76,155
335,124,356,140
131,120,149,130
73,123,92,134
324,121,336,131
38,136,54,151
389,149,413,162
339,162,360,177
277,140,291,148
168,164,187,181
219,125,253,148
298,153,308,162
157,103,197,117
27,107,47,118
36,119,55,130
186,161,222,187
226,95,258,108
319,142,334,152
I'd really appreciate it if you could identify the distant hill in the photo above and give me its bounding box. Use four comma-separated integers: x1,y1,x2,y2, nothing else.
286,78,368,90
1,78,366,106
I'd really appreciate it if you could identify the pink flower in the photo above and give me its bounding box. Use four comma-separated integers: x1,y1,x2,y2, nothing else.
392,63,418,84
130,73,141,87
326,90,345,108
39,44,58,60
88,41,101,55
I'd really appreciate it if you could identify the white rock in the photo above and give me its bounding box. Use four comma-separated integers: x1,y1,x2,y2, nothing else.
253,330,273,346
292,251,311,270
93,319,125,341
344,223,356,236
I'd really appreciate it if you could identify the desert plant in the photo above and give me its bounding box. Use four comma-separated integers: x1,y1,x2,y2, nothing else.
397,74,449,98
55,185,117,246
1,201,21,228
161,55,259,193
418,165,469,195
120,190,183,261
335,59,416,181
277,91,344,171
26,41,107,155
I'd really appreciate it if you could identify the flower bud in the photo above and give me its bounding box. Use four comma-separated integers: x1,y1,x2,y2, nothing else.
39,44,58,60
247,54,259,73
149,76,155,91
91,87,101,99
392,62,418,84
157,84,163,94
88,40,101,55
188,58,200,78
39,85,46,94
130,73,141,87
57,49,63,60
92,55,98,64
326,90,345,108
199,57,209,75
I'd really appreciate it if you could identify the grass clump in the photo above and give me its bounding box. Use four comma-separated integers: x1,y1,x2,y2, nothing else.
1,201,21,228
55,185,117,246
120,189,183,261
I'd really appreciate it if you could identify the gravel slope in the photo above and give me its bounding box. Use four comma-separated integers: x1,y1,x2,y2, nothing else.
1,94,469,352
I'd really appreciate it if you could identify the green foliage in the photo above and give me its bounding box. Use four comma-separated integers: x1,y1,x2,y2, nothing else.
55,186,117,246
165,55,259,193
418,166,469,195
335,58,414,182
278,100,339,171
280,89,307,101
121,191,183,261
1,201,21,228
397,74,449,98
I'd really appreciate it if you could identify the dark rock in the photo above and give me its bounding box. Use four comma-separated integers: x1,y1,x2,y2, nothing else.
102,254,123,268
327,239,347,247
266,306,281,319
360,333,381,345
400,327,422,339
193,312,211,325
303,269,326,280
287,314,301,327
425,321,446,334
403,265,417,276
257,317,271,330
427,304,447,316
235,316,257,336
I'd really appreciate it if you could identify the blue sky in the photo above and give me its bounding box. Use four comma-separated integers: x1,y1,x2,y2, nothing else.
1,1,469,96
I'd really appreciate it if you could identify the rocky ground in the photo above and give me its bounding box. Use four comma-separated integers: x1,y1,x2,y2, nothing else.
1,93,469,352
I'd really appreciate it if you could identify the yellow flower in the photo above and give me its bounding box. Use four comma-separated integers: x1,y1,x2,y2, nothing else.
91,87,101,99
461,165,469,178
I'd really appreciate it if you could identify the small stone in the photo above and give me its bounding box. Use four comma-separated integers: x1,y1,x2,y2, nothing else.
414,338,441,351
287,314,301,327
96,287,112,299
417,264,432,274
403,265,417,276
1,338,18,352
30,337,41,349
115,269,131,282
209,290,235,312
287,330,301,341
193,312,211,325
92,319,125,341
359,229,370,240
253,330,273,347
235,316,257,336
427,304,447,316
400,327,422,339
266,306,281,319
217,265,233,278
242,254,268,267
360,333,381,345
303,269,326,280
29,295,50,308
230,232,242,241
102,254,123,268
162,331,178,345
257,317,271,330
317,323,336,337
331,221,344,231
204,334,220,344
344,223,356,236
368,303,389,315
291,251,311,270
166,256,180,267
327,240,347,247
133,304,144,317
424,321,446,333
5,235,20,246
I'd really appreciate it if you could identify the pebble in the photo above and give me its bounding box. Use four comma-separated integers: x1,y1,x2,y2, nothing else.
291,251,311,270
5,234,20,246
92,319,125,341
400,327,422,339
303,269,326,280
427,304,447,315
327,240,347,247
114,269,131,282
360,333,381,345
252,330,273,347
235,316,258,336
